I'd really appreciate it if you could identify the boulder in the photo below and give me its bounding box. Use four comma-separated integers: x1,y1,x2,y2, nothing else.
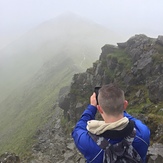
147,143,163,163
0,152,20,163
156,35,163,46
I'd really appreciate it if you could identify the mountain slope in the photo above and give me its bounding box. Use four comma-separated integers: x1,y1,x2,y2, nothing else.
0,13,123,155
0,12,122,103
0,55,78,154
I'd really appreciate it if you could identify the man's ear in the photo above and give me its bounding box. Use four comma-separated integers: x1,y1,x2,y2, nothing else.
97,105,103,114
124,100,128,110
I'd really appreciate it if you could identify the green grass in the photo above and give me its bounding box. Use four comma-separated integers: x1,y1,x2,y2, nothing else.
107,49,132,69
147,113,163,143
124,85,163,144
0,57,83,157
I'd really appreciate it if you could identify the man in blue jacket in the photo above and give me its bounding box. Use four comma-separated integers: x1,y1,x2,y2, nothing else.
72,83,150,163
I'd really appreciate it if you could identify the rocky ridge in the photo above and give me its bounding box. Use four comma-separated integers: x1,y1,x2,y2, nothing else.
21,107,85,163
59,34,163,162
1,34,163,163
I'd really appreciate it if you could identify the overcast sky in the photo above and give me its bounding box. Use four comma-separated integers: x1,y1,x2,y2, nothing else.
0,0,163,49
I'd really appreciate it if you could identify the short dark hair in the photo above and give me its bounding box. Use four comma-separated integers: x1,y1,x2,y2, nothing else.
98,83,125,115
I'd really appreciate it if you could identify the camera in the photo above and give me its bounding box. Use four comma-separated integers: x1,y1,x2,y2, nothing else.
94,86,101,104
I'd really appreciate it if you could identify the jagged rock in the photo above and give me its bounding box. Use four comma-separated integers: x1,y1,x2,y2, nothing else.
153,124,163,142
148,75,163,103
137,57,152,71
20,106,85,163
67,142,75,150
32,144,41,151
119,35,156,84
147,143,163,163
123,73,133,85
126,35,152,61
0,152,20,163
156,35,163,46
63,151,74,162
58,34,163,163
101,44,117,55
58,86,70,116
135,90,141,97
79,158,85,163
117,42,127,48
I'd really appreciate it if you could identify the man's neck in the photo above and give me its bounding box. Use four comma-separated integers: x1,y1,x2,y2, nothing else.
104,114,124,123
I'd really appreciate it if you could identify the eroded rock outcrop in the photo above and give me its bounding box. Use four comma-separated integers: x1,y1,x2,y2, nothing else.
156,35,163,46
148,75,163,103
59,34,163,162
19,106,85,163
0,152,20,163
147,143,163,163
60,34,163,120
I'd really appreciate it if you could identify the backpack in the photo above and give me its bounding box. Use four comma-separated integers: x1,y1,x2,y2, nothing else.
89,128,143,163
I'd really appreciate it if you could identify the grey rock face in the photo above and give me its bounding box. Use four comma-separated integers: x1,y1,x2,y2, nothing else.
156,35,163,46
59,34,163,163
101,44,118,56
147,143,163,163
148,75,163,103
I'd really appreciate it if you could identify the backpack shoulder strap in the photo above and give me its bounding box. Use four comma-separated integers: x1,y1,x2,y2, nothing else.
123,128,136,145
88,132,110,150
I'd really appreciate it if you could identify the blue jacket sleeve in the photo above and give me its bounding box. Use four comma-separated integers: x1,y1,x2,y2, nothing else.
124,111,150,162
72,105,103,162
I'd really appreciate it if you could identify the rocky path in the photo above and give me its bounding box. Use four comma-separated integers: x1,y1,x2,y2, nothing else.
22,106,85,163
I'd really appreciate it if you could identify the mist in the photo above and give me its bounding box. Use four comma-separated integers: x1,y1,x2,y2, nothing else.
0,12,122,103
0,0,163,49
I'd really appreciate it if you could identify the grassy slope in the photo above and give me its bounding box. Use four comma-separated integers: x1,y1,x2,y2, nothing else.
0,13,124,156
0,55,80,156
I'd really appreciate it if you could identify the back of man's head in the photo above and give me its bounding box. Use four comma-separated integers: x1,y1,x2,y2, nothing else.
98,83,125,116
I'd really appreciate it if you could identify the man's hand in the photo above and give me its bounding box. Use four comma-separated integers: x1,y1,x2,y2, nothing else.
90,93,97,107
